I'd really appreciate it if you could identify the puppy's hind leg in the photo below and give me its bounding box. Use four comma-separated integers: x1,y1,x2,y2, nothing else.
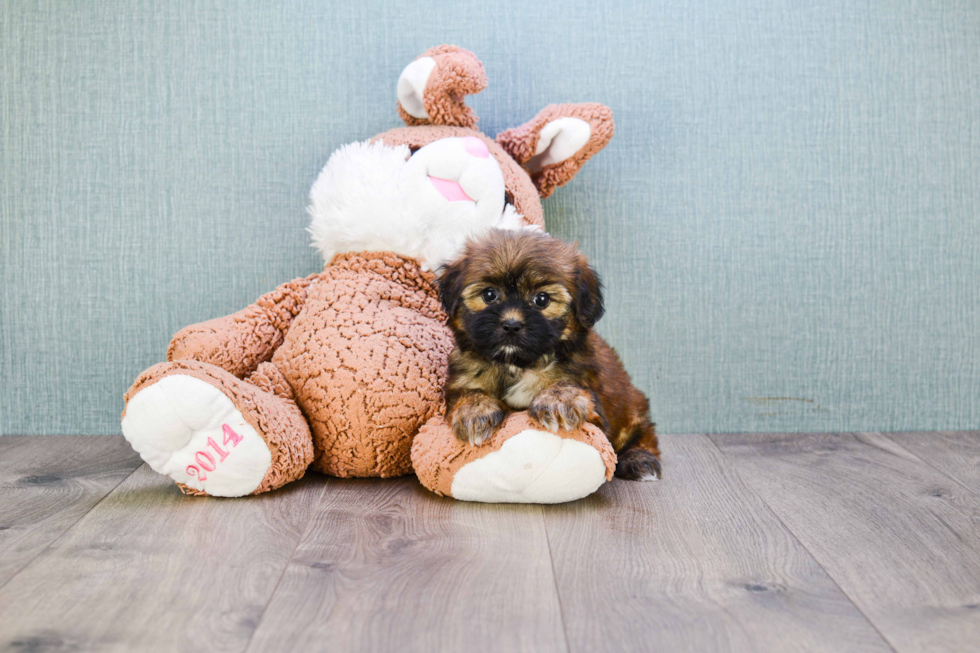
614,422,662,481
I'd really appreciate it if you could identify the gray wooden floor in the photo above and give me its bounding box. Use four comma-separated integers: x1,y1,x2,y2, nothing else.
1,433,978,653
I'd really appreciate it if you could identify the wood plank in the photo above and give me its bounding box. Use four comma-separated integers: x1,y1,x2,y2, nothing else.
712,431,980,653
543,433,891,653
246,477,567,653
0,435,143,587
885,431,980,494
0,464,326,653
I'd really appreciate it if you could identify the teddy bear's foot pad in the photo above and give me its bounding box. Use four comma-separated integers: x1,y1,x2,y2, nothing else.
450,429,608,503
413,413,618,504
122,374,272,497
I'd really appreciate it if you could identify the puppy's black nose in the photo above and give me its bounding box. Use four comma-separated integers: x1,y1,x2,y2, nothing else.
501,319,523,334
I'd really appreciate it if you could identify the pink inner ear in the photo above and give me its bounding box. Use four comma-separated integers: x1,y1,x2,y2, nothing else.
462,136,490,158
429,176,475,202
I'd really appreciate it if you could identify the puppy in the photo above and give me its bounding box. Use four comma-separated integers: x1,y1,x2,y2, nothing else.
439,229,661,480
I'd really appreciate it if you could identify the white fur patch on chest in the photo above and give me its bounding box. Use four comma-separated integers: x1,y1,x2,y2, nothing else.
502,365,551,410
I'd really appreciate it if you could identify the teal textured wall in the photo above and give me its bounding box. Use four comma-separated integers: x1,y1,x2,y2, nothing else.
2,0,978,435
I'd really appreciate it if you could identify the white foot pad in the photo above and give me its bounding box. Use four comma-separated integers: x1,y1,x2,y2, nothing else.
122,375,272,497
450,430,607,504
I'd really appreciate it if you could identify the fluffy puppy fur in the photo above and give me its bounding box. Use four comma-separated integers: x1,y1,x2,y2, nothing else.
439,229,661,480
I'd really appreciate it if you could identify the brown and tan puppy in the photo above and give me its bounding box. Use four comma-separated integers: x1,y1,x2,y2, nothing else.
439,229,661,480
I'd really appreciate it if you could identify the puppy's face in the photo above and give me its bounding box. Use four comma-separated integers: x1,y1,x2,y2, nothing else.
440,230,604,367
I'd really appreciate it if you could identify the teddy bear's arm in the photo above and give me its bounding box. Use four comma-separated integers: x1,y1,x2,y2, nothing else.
166,274,317,378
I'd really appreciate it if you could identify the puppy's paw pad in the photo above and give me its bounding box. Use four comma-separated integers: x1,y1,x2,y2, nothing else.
122,375,271,496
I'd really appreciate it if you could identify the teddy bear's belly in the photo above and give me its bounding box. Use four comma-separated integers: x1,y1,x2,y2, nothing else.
272,291,453,478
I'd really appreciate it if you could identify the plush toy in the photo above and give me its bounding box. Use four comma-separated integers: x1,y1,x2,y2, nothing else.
121,45,616,502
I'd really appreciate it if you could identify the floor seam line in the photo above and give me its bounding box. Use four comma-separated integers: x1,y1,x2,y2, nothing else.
240,479,332,653
542,506,573,653
705,433,900,653
0,459,145,594
877,432,980,499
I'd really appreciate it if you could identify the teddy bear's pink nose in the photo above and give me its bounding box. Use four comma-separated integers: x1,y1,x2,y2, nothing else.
462,136,490,158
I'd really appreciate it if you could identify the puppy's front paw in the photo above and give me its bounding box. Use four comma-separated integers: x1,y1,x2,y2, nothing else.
529,385,599,433
450,394,506,446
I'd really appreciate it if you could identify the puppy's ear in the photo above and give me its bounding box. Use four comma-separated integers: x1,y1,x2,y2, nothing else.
572,254,605,329
438,258,466,317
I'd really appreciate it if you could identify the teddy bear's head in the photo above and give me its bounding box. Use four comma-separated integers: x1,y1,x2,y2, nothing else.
309,45,614,271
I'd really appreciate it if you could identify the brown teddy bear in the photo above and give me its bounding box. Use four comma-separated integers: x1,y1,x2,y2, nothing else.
121,45,617,502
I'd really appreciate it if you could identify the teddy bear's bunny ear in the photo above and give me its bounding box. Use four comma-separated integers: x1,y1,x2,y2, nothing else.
496,104,614,198
396,45,487,128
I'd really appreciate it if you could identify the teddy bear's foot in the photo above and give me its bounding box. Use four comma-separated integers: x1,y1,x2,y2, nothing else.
412,413,617,504
121,361,313,497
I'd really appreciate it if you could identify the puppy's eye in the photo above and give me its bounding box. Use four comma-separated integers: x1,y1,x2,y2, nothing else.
533,292,550,308
481,288,499,304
